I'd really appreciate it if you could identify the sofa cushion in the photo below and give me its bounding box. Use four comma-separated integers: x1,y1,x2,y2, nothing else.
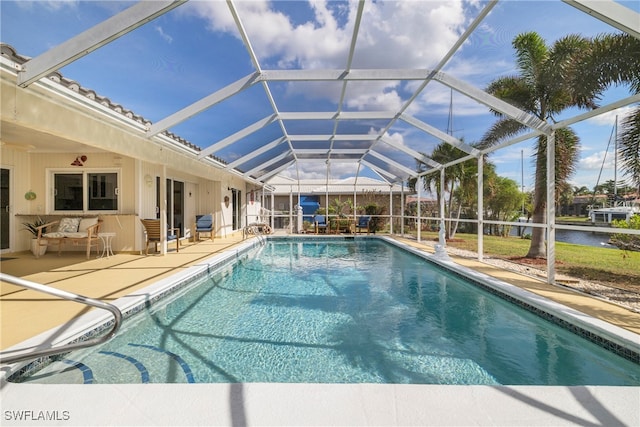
63,232,89,238
78,217,99,232
43,232,66,238
58,217,81,233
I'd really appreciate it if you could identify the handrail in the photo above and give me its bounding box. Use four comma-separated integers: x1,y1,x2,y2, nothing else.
253,225,265,245
244,223,266,245
0,273,123,365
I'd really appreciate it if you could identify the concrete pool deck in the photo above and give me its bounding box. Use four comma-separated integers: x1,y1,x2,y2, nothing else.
1,233,639,426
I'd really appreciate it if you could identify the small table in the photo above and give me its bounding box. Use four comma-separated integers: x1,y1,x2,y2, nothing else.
98,232,116,258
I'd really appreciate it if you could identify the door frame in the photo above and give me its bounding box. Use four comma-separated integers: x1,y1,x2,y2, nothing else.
231,188,242,231
156,177,185,237
1,166,14,253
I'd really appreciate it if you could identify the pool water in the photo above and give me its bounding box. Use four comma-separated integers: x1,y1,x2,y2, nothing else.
18,240,640,385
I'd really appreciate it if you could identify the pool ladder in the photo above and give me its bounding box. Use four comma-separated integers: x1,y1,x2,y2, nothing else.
0,273,123,365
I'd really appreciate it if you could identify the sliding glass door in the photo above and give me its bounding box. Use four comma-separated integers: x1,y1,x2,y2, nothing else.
1,168,10,251
155,177,184,236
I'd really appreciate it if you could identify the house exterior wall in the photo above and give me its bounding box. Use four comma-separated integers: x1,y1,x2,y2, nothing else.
1,67,250,254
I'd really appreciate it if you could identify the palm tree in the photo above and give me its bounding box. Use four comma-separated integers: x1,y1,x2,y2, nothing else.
574,33,640,193
479,32,590,258
418,142,478,239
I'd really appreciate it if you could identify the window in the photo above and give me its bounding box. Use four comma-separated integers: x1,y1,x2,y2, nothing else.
52,171,118,212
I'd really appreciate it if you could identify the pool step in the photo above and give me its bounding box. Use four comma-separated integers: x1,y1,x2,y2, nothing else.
16,343,196,384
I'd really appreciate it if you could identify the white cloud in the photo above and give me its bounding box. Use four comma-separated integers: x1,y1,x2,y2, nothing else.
154,26,173,44
346,86,403,111
409,83,489,118
584,106,635,127
186,0,473,112
279,161,358,180
351,1,467,69
580,150,614,171
16,0,79,11
377,128,405,146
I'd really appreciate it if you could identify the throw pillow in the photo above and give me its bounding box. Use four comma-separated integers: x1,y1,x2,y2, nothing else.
78,217,99,232
58,217,81,233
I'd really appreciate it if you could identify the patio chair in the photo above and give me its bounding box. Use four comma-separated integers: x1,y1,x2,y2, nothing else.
356,216,371,234
140,219,180,255
194,214,214,241
314,215,328,234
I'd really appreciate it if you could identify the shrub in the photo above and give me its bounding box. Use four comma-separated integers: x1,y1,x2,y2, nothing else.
21,217,48,237
364,203,385,233
610,214,640,252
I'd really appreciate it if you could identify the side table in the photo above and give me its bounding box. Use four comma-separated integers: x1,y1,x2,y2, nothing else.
98,232,116,258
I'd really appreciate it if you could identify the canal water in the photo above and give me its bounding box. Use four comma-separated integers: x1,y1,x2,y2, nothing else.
512,226,617,249
555,229,616,249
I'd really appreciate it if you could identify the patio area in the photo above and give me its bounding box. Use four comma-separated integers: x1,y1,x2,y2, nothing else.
1,233,247,350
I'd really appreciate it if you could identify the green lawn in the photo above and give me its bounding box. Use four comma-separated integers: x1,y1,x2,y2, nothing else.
414,231,640,289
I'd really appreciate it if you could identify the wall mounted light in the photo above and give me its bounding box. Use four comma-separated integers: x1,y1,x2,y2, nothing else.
71,155,87,166
144,174,153,187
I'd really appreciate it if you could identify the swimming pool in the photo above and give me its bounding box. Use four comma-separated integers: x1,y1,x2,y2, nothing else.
11,237,640,385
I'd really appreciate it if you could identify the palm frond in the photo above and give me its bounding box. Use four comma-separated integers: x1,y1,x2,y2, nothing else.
486,76,536,114
512,32,548,87
619,107,640,190
477,118,527,150
573,33,640,105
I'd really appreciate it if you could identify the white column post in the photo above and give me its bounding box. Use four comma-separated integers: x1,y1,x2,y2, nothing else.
160,166,167,255
417,179,422,243
477,154,484,262
389,185,393,234
401,183,405,235
439,167,446,245
546,131,556,284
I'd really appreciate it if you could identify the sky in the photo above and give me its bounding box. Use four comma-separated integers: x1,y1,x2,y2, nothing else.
1,0,638,194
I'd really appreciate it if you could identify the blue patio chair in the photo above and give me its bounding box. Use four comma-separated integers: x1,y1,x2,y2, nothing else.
356,216,371,234
195,214,214,241
314,215,328,234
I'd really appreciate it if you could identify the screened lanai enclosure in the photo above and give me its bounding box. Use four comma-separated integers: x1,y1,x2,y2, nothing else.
1,0,639,283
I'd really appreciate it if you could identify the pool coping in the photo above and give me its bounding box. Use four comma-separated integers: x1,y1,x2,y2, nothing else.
1,382,638,426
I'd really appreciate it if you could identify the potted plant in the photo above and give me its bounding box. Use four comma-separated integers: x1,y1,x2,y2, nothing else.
22,216,49,256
